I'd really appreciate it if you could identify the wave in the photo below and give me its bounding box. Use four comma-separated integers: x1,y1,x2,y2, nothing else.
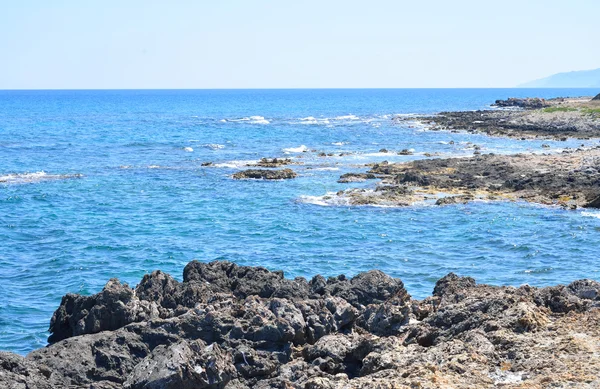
222,116,270,124
212,160,259,169
298,193,353,207
183,147,194,152
334,114,360,121
332,142,349,146
298,190,401,208
311,167,340,171
299,117,331,125
204,144,225,150
0,171,82,184
283,145,309,153
581,211,600,219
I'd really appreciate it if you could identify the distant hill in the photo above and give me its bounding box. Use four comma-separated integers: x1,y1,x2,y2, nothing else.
519,68,600,88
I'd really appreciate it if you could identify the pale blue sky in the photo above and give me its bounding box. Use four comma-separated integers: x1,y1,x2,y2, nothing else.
1,0,598,89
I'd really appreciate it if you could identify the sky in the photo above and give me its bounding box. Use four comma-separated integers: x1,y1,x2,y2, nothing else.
0,0,598,89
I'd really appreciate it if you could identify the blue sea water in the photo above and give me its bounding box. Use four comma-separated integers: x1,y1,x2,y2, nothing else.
1,88,600,355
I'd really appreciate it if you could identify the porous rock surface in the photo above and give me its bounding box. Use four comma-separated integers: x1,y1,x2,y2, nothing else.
3,261,600,388
232,168,297,180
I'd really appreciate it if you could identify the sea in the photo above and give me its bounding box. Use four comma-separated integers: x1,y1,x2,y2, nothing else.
1,88,600,355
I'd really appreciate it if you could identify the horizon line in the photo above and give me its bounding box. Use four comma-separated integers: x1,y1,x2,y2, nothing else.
1,87,599,91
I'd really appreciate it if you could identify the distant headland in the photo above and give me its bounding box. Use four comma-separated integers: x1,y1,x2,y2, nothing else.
519,67,600,88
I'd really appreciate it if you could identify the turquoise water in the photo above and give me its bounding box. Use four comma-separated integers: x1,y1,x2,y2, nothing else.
1,88,600,354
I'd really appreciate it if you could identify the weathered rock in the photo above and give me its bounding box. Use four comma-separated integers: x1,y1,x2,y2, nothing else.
4,262,600,388
435,195,474,206
592,93,600,101
492,97,550,109
251,158,298,168
48,278,156,343
337,173,376,183
583,194,600,208
124,340,235,389
232,169,297,180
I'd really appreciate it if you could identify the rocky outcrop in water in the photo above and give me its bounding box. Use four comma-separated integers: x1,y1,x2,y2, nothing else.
492,97,550,109
250,158,299,168
330,147,600,208
232,169,297,180
3,261,600,388
337,173,376,183
397,96,600,139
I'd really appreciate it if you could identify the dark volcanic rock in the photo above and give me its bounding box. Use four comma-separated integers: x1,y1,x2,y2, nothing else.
435,195,474,206
232,169,297,180
124,340,235,389
584,194,600,208
492,97,550,109
593,93,600,101
48,278,156,343
4,261,600,388
251,158,297,168
337,173,376,183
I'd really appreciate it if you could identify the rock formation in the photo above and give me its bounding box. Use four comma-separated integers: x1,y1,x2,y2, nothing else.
232,169,297,180
2,261,600,388
492,97,550,109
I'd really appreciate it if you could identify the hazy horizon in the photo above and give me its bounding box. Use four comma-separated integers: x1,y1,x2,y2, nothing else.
1,1,598,89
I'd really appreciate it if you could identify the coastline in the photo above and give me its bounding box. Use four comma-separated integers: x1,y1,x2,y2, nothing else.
323,96,600,209
3,260,600,388
2,93,600,388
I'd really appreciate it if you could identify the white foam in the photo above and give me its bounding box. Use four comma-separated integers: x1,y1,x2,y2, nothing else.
299,117,330,125
332,142,349,146
299,190,404,208
298,193,353,207
581,211,600,219
334,114,360,120
212,160,258,169
148,165,161,169
224,116,270,124
183,147,194,152
312,167,340,171
204,144,225,150
0,171,82,184
283,145,309,153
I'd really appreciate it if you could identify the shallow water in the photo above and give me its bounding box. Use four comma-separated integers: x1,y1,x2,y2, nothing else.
1,88,600,354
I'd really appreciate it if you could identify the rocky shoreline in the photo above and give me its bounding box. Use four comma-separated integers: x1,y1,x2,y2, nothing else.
324,95,600,208
3,260,600,388
397,96,600,140
330,146,600,208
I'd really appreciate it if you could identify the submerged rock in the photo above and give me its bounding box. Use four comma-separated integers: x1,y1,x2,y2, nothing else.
3,261,600,388
232,169,297,180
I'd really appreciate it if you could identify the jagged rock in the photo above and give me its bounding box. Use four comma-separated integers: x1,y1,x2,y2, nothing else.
592,93,600,101
492,97,550,109
251,158,297,168
435,195,474,206
48,278,156,343
3,262,600,388
583,194,600,208
124,340,235,389
337,173,376,183
232,169,297,180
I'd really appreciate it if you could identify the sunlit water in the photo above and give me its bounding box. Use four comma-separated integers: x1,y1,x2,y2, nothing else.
1,88,600,354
